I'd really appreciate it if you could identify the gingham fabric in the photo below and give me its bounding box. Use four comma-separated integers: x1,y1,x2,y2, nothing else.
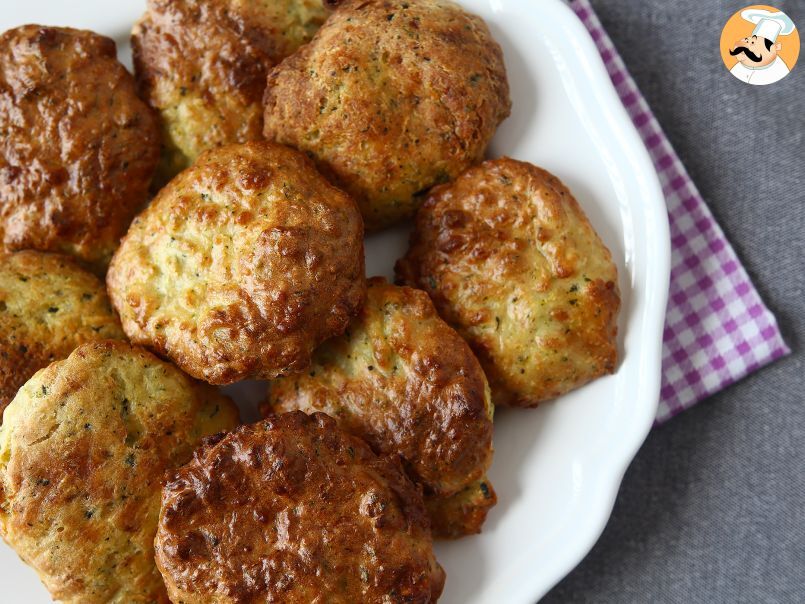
570,0,790,423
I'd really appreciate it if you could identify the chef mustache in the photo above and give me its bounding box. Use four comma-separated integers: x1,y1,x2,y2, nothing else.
729,46,763,63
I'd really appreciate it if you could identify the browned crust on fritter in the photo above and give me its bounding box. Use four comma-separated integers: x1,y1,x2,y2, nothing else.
263,0,511,230
426,478,496,539
133,0,330,181
155,411,445,603
107,141,366,384
0,25,160,270
397,158,620,407
0,251,125,415
265,278,494,513
0,340,239,604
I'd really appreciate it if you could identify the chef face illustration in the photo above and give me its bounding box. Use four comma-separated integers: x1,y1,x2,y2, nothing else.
722,7,798,85
730,34,780,68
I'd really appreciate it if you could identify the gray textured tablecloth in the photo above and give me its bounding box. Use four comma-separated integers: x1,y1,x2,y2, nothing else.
543,1,804,602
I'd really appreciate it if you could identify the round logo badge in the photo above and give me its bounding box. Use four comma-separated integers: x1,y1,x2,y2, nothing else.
720,5,799,85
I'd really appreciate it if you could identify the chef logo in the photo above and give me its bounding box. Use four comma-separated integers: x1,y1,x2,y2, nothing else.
720,5,799,85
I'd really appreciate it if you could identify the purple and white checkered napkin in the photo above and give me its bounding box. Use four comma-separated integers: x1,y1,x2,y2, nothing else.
569,0,790,423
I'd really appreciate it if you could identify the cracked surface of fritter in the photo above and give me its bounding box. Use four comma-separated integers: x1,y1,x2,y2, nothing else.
397,158,620,407
107,141,366,384
0,25,160,269
156,411,445,603
0,341,238,603
263,0,511,230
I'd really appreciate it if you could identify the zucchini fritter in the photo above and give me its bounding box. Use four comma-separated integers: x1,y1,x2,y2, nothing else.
263,0,511,230
0,25,160,269
155,411,445,603
107,141,366,385
0,341,239,603
397,158,620,407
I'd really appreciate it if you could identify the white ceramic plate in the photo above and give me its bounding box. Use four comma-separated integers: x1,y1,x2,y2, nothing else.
0,0,670,602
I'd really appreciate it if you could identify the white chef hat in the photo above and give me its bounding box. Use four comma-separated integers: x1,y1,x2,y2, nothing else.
741,8,796,43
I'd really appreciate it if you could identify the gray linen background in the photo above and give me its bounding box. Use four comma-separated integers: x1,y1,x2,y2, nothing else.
543,0,804,602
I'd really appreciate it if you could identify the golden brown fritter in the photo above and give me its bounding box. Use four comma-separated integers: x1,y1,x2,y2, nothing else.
107,141,366,385
0,250,125,416
264,277,494,537
0,25,160,270
263,0,511,230
133,0,331,182
0,341,239,604
397,158,620,407
155,411,445,603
